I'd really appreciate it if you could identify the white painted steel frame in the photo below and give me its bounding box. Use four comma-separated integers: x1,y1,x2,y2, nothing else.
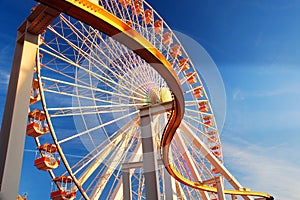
0,26,38,200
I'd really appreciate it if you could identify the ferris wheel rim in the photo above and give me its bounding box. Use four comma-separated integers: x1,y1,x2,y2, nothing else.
32,0,227,199
36,45,91,199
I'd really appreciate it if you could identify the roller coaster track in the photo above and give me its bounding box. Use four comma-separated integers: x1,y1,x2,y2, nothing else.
32,0,273,199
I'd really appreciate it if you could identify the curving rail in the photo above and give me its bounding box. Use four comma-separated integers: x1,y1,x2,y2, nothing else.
35,0,273,199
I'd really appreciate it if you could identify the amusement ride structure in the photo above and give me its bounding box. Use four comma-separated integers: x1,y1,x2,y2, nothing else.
0,0,273,199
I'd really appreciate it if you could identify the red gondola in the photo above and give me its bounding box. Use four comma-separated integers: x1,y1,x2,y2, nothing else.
204,120,213,128
143,9,153,24
208,136,217,143
154,20,163,34
29,92,41,105
28,109,46,121
34,157,60,171
206,130,217,135
26,122,49,137
193,86,203,98
178,58,190,71
50,176,76,200
162,32,173,46
199,105,208,113
198,101,207,107
186,72,197,85
118,0,131,7
27,109,49,137
213,151,222,157
203,115,212,121
170,45,182,58
210,145,220,151
126,20,133,26
212,168,219,174
132,0,143,15
34,143,60,171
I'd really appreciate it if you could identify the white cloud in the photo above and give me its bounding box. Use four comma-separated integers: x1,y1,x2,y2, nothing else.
232,89,245,101
249,87,300,98
232,86,300,102
0,69,10,85
0,42,13,87
223,138,300,199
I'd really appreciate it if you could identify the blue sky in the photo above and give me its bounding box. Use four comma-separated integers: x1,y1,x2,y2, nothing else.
1,0,300,199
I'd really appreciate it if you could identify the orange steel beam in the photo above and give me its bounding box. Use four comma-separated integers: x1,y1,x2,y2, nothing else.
35,0,273,199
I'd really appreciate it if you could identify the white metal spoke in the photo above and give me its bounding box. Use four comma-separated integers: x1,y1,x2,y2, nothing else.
89,127,138,199
44,24,149,98
72,118,139,177
47,103,146,117
58,110,139,144
42,76,146,102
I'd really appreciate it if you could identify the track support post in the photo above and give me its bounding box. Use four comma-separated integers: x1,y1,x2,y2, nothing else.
121,167,132,200
139,106,161,200
137,102,176,199
216,176,226,200
0,22,38,200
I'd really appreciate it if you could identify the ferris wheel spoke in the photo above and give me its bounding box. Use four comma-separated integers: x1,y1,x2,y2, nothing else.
185,107,206,115
59,16,107,60
104,1,124,22
43,88,128,105
41,76,146,102
46,24,145,92
49,108,131,118
169,142,191,178
175,132,213,179
42,86,145,111
47,104,146,116
41,64,91,90
104,167,123,200
95,36,158,96
47,103,144,118
101,0,114,16
118,2,135,25
57,110,139,144
106,131,143,200
66,22,148,93
131,169,146,199
39,46,116,88
42,78,122,102
173,133,204,183
42,58,146,101
75,133,126,187
184,100,203,107
41,30,118,85
71,117,139,178
89,127,138,199
184,109,202,119
177,131,215,179
40,46,76,72
101,55,148,97
68,125,140,197
183,113,217,131
109,180,122,200
181,119,208,138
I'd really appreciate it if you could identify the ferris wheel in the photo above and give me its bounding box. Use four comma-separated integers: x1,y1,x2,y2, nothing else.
0,0,273,200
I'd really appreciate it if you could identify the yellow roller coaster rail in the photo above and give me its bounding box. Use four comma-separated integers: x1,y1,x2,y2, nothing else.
36,0,273,199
